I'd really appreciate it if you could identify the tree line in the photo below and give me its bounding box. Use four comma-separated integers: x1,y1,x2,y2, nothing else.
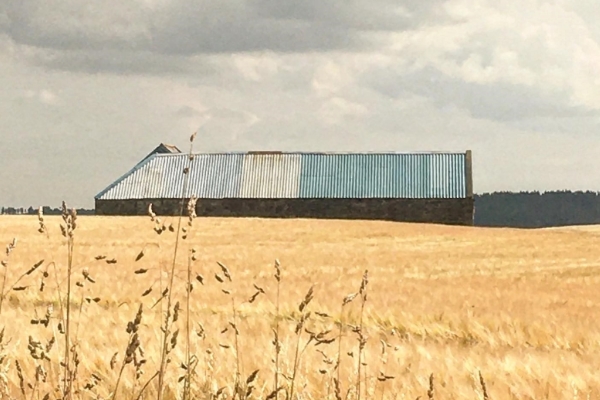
474,191,600,228
0,206,95,216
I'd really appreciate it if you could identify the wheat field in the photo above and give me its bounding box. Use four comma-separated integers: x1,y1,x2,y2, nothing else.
1,214,600,399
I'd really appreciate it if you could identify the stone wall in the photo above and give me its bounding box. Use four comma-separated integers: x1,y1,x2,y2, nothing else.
95,198,474,226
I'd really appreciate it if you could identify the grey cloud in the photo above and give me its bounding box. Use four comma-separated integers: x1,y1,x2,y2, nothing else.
0,0,452,76
251,0,445,32
1,1,151,50
150,5,355,55
364,66,598,122
28,48,218,76
1,0,445,58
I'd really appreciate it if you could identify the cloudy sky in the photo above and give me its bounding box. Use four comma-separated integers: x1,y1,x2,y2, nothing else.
1,0,600,208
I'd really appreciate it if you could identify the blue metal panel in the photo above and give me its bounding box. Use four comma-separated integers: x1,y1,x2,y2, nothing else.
299,153,465,199
429,153,466,198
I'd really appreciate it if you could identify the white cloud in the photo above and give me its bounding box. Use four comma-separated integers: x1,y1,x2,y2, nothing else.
232,54,282,82
23,89,60,105
39,89,58,105
319,97,369,125
311,61,354,97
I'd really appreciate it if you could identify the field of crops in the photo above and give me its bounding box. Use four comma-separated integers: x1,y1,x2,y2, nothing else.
2,214,600,399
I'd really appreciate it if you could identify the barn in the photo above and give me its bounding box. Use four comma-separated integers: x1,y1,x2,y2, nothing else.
95,144,474,225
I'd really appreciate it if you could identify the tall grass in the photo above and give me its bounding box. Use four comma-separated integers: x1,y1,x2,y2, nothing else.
2,211,596,399
0,211,476,399
157,132,197,400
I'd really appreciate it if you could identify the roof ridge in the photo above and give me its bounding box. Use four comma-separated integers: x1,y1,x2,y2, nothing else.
149,150,469,156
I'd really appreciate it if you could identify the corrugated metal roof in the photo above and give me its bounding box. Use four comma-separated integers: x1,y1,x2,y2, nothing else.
240,154,302,198
96,152,468,200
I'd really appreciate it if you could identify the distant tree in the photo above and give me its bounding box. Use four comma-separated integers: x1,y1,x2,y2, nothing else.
474,190,600,228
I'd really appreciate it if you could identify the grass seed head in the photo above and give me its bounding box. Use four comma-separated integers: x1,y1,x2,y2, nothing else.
170,330,179,351
266,387,284,400
26,260,44,275
299,285,315,312
46,336,55,352
274,259,281,282
359,270,369,297
37,207,46,233
217,262,232,282
428,373,434,400
148,204,156,221
135,249,145,262
295,312,311,334
187,196,198,225
110,352,118,370
246,369,259,385
343,293,358,306
15,360,25,395
333,378,342,400
228,322,239,335
253,283,265,294
35,365,47,383
173,302,180,323
479,371,489,400
248,291,261,303
196,323,205,340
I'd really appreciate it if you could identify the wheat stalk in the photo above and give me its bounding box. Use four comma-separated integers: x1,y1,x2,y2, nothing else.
356,270,368,400
0,237,17,316
60,202,77,400
184,195,198,400
273,259,282,399
157,132,196,400
289,285,314,400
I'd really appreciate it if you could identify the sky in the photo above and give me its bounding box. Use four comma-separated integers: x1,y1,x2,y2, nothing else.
1,0,600,208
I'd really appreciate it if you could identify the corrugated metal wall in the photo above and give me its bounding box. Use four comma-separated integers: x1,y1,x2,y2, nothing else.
96,152,467,200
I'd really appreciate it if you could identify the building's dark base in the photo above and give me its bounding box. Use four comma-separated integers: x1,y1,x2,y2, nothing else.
95,198,475,226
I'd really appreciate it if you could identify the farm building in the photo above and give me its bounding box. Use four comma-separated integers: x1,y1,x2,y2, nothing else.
95,144,474,225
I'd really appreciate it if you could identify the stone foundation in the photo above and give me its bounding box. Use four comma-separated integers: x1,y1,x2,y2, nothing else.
95,198,474,226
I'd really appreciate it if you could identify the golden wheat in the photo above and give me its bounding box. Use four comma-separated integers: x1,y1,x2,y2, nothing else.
1,215,600,399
